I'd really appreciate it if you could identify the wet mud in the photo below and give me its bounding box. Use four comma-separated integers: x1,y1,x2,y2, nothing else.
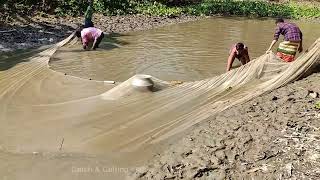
131,72,320,179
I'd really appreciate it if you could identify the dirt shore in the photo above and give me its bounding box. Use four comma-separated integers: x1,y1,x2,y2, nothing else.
0,14,202,52
130,72,320,179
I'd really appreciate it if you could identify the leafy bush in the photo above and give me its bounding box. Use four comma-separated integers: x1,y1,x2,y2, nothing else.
156,0,203,6
1,0,138,16
93,0,138,15
1,0,319,19
183,0,293,17
288,3,320,18
136,1,183,16
54,0,87,16
55,0,138,16
316,101,320,109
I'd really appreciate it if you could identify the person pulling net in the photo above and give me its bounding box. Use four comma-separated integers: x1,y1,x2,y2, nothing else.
75,0,104,50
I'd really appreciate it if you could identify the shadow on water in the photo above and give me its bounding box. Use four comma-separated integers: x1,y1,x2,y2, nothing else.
92,32,130,50
105,32,130,45
0,47,49,71
97,33,130,50
96,42,122,50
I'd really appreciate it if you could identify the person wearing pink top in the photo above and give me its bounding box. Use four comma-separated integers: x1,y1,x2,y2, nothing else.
76,27,104,50
226,42,250,71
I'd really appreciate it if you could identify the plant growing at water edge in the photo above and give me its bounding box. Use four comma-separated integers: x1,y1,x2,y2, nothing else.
287,3,320,19
55,0,138,16
183,0,294,17
316,101,320,110
1,0,319,19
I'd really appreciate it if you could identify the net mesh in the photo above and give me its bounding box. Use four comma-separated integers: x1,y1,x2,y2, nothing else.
0,34,319,154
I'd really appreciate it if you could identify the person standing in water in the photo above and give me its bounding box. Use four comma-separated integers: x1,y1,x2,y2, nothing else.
75,0,104,50
266,18,303,62
84,0,94,28
226,42,250,71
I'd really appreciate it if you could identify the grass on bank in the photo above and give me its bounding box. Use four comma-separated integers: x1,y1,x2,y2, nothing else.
316,101,320,109
1,0,320,19
135,0,320,19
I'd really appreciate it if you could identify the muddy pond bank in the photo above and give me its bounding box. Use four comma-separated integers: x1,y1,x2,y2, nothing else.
131,72,320,179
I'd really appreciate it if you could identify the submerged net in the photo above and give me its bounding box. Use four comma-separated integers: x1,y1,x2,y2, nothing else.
0,34,319,156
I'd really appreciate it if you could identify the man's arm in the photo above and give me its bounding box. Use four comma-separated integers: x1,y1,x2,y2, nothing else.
81,36,88,50
267,26,280,52
91,37,98,50
226,51,236,71
273,26,281,41
266,39,277,52
298,30,303,53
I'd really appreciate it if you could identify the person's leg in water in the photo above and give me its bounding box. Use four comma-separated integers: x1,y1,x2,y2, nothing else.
92,33,104,50
84,0,94,28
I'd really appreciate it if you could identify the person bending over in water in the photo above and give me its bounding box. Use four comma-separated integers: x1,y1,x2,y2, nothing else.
226,42,250,71
76,27,104,50
266,18,303,62
75,0,104,50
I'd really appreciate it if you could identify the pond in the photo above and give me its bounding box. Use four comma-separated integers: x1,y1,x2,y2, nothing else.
50,17,320,82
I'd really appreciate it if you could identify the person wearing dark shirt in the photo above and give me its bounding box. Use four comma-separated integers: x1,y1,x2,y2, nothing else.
84,0,94,28
266,18,303,62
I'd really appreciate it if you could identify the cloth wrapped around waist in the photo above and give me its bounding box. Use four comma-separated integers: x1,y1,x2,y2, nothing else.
276,41,300,62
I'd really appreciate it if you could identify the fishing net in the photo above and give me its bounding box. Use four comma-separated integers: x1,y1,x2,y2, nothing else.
0,34,319,154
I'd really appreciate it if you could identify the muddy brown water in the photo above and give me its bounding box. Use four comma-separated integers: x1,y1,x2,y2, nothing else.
1,17,320,180
50,17,320,82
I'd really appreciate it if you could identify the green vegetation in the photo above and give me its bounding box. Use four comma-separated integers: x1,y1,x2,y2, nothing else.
287,2,320,19
137,0,320,18
1,0,319,19
316,101,320,109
